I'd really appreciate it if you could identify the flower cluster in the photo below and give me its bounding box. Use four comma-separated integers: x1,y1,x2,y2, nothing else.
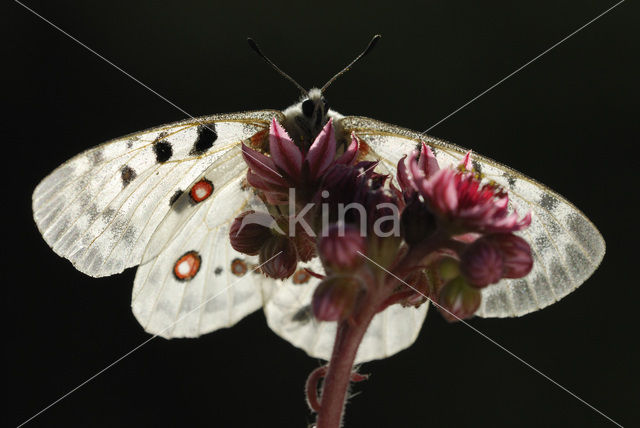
396,143,533,321
231,118,359,279
229,118,535,426
241,118,357,205
231,118,533,323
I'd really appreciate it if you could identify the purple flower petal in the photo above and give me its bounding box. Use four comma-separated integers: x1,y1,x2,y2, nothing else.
396,155,414,195
459,151,473,171
269,118,303,181
417,142,439,178
242,143,286,187
336,132,359,165
307,119,337,181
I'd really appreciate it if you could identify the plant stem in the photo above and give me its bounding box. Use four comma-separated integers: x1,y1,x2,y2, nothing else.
315,294,379,428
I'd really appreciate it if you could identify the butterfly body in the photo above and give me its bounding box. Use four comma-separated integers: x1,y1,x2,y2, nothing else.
33,94,604,362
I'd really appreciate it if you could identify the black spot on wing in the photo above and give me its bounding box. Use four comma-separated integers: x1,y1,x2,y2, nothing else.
90,150,104,165
214,267,223,275
539,193,559,211
535,235,550,250
153,140,173,163
291,305,312,324
121,165,137,187
169,189,183,206
190,124,218,155
126,136,139,149
503,171,517,188
472,160,483,175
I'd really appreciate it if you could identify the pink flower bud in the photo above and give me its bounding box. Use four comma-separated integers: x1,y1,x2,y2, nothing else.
312,276,361,321
259,235,298,279
486,234,533,279
460,239,504,288
318,224,366,272
229,211,273,255
437,276,481,322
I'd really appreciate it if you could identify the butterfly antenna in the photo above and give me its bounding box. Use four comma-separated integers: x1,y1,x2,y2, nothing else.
247,37,308,96
320,34,382,93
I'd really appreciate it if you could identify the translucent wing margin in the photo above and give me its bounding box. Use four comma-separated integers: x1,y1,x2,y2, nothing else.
262,258,429,363
33,110,282,278
339,116,605,318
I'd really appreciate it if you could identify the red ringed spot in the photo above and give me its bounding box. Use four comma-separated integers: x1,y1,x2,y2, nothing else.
292,269,311,285
231,258,248,276
173,251,201,281
189,178,214,203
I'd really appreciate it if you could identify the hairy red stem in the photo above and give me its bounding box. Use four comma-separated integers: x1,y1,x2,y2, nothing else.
315,293,379,428
306,366,328,412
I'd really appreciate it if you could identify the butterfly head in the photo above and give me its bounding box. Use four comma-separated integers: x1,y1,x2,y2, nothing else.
248,35,382,146
282,88,340,147
301,88,330,123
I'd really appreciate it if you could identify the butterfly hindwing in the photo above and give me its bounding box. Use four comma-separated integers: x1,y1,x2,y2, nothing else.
262,258,429,363
339,116,605,318
32,110,281,278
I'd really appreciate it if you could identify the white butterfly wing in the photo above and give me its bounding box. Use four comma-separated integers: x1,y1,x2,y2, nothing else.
131,146,271,338
32,111,280,278
263,258,429,363
339,116,605,318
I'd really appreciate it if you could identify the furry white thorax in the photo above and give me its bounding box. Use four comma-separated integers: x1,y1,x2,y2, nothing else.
282,88,344,149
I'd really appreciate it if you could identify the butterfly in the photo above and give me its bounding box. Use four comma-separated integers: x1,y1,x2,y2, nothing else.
32,36,605,364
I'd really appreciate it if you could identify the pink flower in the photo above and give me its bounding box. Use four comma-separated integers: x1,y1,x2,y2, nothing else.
242,118,359,204
401,150,531,234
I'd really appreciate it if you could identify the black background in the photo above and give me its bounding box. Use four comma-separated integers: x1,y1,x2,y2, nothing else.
7,1,638,427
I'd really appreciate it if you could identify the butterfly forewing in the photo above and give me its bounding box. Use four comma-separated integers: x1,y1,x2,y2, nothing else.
339,116,605,318
32,110,281,278
131,142,273,337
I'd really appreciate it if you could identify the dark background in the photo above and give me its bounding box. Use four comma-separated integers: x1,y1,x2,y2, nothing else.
7,1,638,427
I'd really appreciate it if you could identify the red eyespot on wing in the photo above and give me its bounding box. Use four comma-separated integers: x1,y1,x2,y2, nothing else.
292,269,311,284
190,178,214,203
231,258,248,276
174,251,201,281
